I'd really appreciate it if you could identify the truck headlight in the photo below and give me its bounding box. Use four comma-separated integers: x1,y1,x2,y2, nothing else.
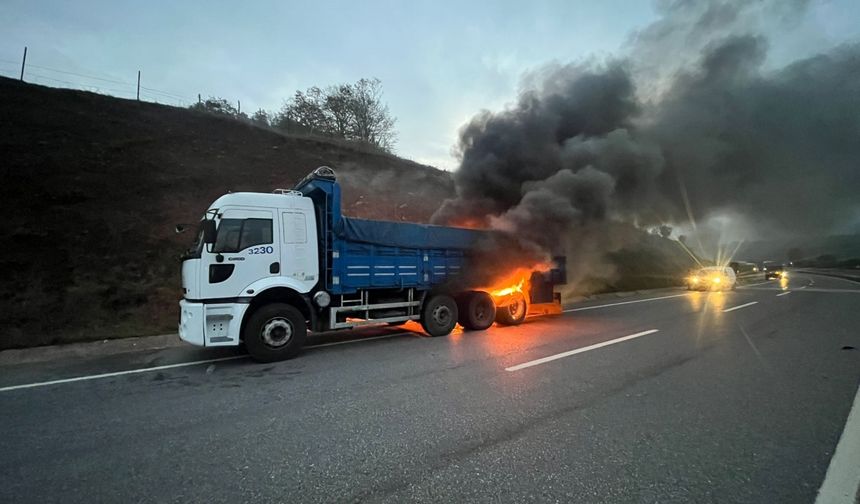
313,291,331,308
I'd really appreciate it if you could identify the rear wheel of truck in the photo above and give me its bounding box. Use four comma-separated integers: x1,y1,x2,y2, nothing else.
421,294,458,337
495,292,527,326
243,303,307,362
458,291,496,331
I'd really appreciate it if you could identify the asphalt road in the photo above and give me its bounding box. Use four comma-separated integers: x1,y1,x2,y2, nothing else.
1,273,858,503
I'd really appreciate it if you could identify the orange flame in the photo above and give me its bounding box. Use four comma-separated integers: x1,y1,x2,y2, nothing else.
490,278,525,298
484,263,552,302
447,217,488,229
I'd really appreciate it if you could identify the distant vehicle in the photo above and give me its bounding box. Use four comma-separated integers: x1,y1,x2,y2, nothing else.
761,261,786,280
729,261,758,275
687,266,737,291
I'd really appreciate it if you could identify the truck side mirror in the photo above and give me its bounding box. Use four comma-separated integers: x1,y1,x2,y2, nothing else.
202,220,217,244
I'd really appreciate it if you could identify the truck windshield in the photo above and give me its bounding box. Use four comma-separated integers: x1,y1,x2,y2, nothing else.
181,224,205,260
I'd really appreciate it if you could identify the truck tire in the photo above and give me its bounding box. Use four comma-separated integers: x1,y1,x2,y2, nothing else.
421,294,458,337
243,303,307,362
458,291,496,331
495,292,527,326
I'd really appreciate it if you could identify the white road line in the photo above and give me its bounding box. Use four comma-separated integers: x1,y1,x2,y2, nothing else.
740,287,860,293
740,280,772,288
563,294,687,313
800,285,808,289
776,291,791,297
0,332,418,393
0,355,248,393
505,329,659,372
722,301,759,313
802,273,860,286
816,384,860,504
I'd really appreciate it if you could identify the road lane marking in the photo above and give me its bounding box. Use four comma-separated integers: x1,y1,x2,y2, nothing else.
0,355,249,393
800,272,860,285
776,291,791,297
563,294,687,313
505,329,660,371
816,384,860,504
740,280,771,287
722,301,758,313
0,332,420,393
800,285,808,289
739,287,860,293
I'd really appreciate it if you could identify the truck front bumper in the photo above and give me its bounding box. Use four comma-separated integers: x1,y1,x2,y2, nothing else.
179,299,249,347
179,299,205,346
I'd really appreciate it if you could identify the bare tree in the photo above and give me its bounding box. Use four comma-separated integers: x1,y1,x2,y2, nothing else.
273,78,398,151
277,87,331,135
250,109,270,127
348,78,397,151
324,84,355,138
189,96,238,117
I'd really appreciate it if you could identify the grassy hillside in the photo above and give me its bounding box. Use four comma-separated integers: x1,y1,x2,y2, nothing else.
0,77,452,349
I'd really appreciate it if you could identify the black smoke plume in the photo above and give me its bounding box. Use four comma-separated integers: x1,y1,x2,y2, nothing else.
432,0,860,287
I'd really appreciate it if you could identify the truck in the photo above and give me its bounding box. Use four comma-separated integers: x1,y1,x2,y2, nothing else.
179,166,566,362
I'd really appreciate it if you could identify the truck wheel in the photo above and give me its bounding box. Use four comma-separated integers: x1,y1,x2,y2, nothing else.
458,291,496,331
243,303,307,362
495,292,527,326
421,294,458,337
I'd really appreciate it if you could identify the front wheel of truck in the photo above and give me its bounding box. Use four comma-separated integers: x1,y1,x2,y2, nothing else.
421,294,458,337
243,303,307,362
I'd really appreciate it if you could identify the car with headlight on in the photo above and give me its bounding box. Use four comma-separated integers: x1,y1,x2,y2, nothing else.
761,261,787,280
686,266,737,291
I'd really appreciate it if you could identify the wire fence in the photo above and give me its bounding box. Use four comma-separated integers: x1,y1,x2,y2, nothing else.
0,48,218,108
0,47,406,159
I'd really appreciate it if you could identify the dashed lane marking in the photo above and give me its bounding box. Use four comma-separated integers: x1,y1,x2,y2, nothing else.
723,301,758,313
505,329,660,371
815,384,860,503
563,294,687,313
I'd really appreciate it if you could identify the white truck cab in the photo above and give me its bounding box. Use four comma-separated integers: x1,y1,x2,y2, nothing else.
179,191,318,347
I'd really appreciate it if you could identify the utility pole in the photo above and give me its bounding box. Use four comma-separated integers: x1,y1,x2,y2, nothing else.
198,93,202,105
238,100,241,114
136,70,141,101
20,46,27,81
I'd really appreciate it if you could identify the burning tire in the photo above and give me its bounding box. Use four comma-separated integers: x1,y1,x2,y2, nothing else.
495,292,527,326
243,303,307,362
457,291,496,331
421,294,458,337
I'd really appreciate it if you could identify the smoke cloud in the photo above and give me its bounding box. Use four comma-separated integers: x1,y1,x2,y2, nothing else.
432,0,860,282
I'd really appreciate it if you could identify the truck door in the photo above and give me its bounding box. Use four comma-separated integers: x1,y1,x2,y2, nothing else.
280,209,318,289
202,208,279,299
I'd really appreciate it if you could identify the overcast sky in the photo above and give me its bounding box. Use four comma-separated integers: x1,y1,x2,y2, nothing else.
1,0,857,170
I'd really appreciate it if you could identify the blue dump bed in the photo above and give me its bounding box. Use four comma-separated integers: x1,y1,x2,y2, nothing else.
333,217,494,294
296,170,497,295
